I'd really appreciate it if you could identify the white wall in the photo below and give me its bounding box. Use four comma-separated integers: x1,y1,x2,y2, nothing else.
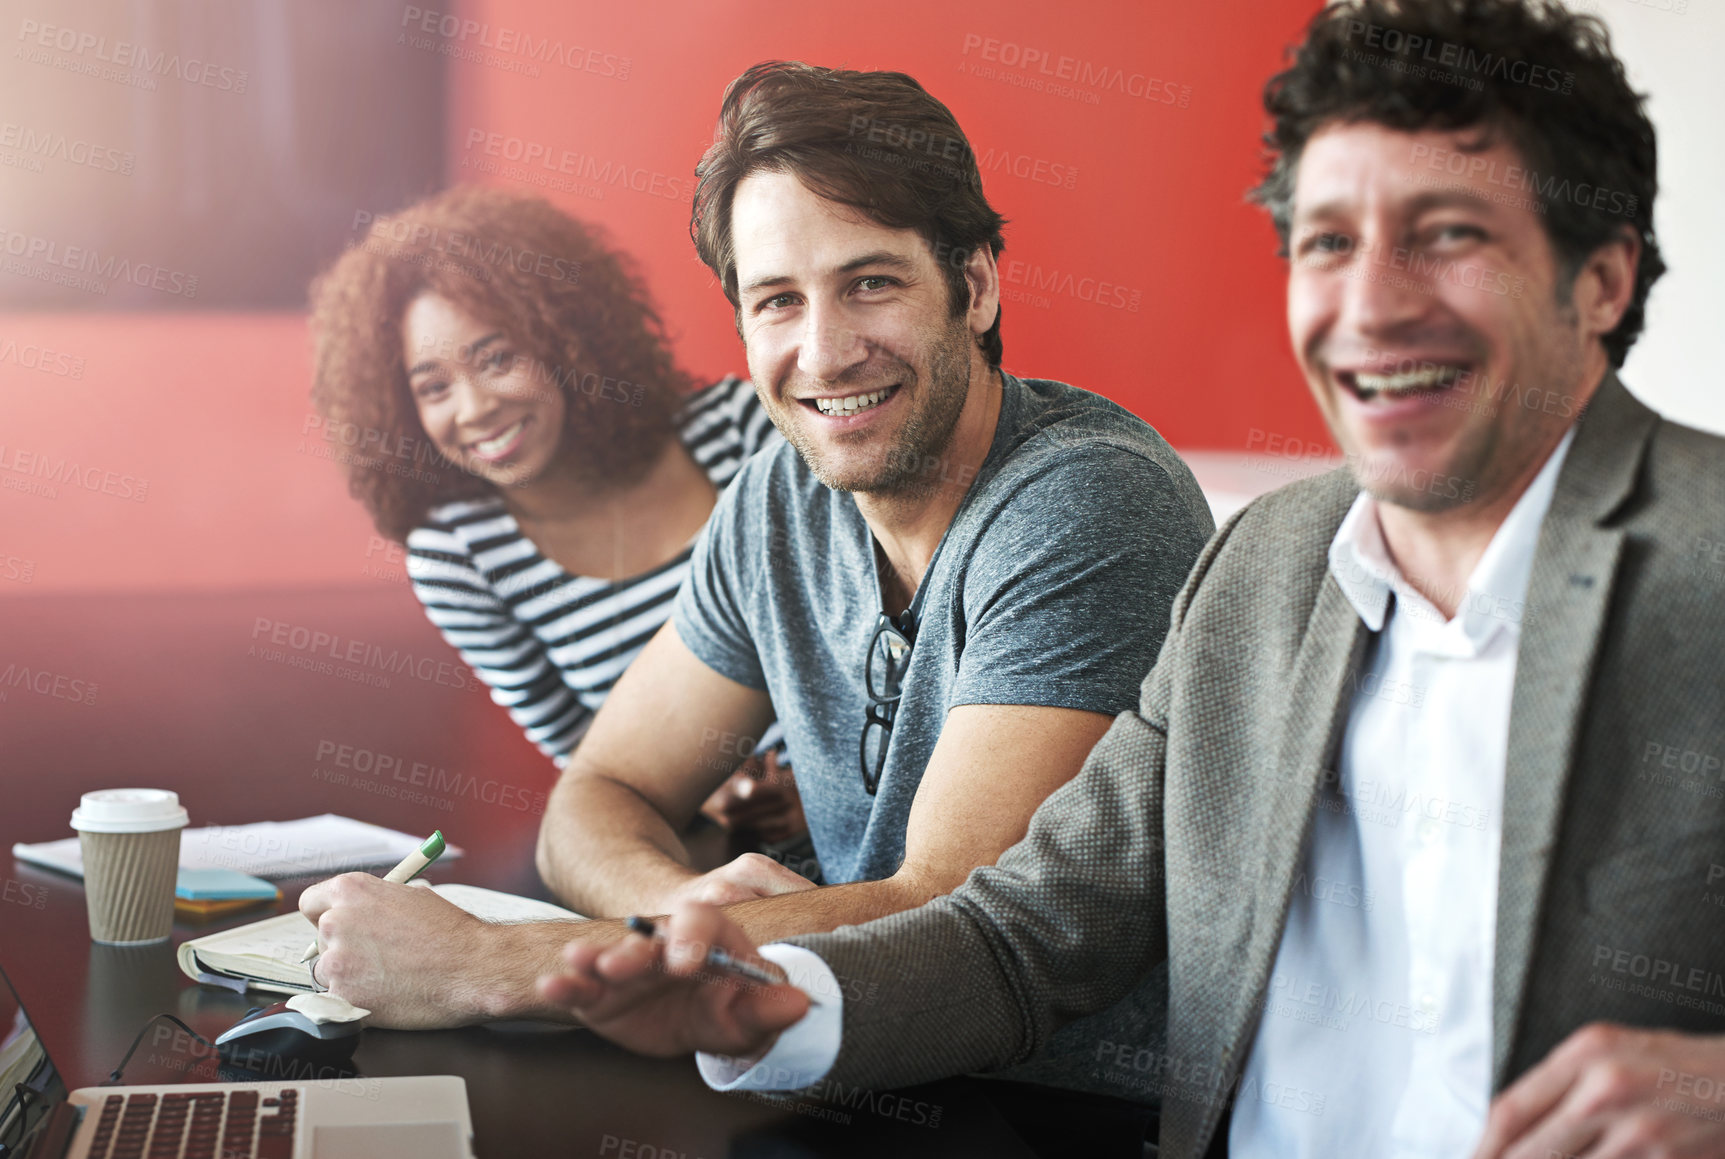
1188,2,1719,521
1568,0,1725,435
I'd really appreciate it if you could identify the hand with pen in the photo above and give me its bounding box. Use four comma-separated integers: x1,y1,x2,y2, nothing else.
535,900,810,1061
299,829,557,1030
297,831,805,1036
302,831,447,964
298,870,501,1030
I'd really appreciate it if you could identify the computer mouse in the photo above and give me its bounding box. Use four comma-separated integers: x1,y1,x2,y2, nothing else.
215,1000,364,1073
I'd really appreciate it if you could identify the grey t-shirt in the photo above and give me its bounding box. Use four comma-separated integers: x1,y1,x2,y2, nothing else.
673,371,1214,885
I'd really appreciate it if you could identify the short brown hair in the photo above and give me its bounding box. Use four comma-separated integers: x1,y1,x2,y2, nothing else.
691,61,1008,366
309,186,688,541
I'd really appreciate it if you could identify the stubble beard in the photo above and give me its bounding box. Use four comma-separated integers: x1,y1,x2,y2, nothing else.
778,317,974,497
1351,306,1587,516
1350,425,1497,515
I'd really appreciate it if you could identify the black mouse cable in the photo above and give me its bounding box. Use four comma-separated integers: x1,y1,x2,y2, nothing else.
100,1013,231,1086
1,1082,39,1154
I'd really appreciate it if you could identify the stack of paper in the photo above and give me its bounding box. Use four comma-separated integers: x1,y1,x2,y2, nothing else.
12,814,465,881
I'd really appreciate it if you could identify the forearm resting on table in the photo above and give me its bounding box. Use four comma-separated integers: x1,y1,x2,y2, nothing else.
719,869,946,947
461,918,619,1023
452,899,829,1026
536,767,709,916
469,880,921,1026
567,866,939,973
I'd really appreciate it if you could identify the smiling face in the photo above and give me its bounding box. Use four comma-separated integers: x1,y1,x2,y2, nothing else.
730,170,987,495
1287,122,1610,514
401,293,567,489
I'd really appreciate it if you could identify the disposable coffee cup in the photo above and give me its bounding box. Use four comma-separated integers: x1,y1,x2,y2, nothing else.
70,789,189,945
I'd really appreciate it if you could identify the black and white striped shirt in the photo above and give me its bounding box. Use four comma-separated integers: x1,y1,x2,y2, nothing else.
406,376,782,764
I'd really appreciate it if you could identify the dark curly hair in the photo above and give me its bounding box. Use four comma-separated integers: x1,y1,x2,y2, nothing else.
1252,0,1664,367
691,61,1008,367
309,186,689,542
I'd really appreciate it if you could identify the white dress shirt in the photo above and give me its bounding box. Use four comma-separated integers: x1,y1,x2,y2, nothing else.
695,943,845,1092
700,432,1575,1156
1230,428,1573,1157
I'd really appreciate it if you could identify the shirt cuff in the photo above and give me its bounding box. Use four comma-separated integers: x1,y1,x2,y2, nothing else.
695,944,842,1092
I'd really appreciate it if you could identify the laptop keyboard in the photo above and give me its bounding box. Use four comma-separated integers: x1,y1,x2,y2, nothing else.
85,1088,299,1159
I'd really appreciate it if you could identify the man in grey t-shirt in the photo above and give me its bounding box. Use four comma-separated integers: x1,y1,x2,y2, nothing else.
675,370,1210,888
300,62,1210,1127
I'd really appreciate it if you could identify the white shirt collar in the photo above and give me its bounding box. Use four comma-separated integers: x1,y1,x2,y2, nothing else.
1327,427,1576,641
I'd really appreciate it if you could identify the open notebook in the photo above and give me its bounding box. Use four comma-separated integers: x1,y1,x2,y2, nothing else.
179,884,583,995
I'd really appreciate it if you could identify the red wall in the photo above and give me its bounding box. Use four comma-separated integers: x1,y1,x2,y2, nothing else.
0,0,1327,597
450,0,1325,443
0,314,385,596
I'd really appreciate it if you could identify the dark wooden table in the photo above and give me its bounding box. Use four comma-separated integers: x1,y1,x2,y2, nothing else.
0,587,1035,1158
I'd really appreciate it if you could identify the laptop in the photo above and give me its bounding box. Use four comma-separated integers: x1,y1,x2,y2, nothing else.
0,961,473,1159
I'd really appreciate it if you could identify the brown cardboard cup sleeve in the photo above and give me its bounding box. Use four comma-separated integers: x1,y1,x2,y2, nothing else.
70,789,189,946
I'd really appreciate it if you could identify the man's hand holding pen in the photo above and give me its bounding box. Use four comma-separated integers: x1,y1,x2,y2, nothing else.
536,900,810,1061
299,873,506,1029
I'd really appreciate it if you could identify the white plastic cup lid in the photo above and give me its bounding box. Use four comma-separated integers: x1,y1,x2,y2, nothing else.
70,789,190,834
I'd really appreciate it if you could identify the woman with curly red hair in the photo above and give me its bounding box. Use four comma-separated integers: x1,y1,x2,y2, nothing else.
309,186,806,852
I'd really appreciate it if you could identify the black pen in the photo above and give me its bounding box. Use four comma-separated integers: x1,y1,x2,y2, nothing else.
625,915,794,990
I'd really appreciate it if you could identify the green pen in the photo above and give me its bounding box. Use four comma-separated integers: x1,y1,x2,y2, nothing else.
301,830,446,963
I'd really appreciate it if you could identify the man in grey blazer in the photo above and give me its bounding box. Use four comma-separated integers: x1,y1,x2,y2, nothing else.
540,2,1725,1155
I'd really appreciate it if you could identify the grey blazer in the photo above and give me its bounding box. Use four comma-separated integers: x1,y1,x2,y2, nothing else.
789,376,1725,1157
